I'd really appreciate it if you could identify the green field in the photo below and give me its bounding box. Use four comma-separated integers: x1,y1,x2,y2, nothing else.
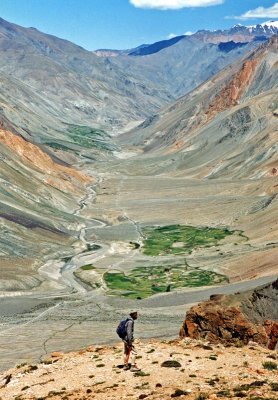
104,264,228,299
80,264,95,271
142,225,233,256
67,125,117,151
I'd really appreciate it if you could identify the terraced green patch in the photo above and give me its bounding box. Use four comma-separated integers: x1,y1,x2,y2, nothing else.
81,264,95,271
142,225,234,256
67,125,117,151
104,264,228,299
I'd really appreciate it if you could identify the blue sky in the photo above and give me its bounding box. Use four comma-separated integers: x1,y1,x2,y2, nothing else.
0,0,277,50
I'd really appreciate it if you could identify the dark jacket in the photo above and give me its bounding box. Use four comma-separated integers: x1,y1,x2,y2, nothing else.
124,317,134,346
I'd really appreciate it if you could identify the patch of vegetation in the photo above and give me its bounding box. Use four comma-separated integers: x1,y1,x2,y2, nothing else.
134,382,149,389
233,391,247,398
67,125,116,151
248,397,274,400
161,360,181,368
270,382,278,391
142,224,234,256
195,393,209,400
206,377,219,386
134,371,150,377
171,389,190,397
217,389,231,397
104,263,228,299
46,142,75,152
262,361,277,370
146,348,155,353
242,361,249,367
81,264,95,271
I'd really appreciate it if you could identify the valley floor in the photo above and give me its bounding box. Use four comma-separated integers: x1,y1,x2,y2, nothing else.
0,151,277,372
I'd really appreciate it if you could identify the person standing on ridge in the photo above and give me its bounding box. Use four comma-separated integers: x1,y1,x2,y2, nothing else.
123,311,140,371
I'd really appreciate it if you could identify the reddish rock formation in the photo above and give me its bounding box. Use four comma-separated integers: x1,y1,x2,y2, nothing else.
0,128,92,193
180,293,278,348
264,320,278,350
206,59,258,121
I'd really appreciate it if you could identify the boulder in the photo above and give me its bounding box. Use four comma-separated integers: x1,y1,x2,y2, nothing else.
180,298,269,346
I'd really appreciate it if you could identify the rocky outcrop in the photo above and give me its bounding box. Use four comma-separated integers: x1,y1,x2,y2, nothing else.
180,280,278,349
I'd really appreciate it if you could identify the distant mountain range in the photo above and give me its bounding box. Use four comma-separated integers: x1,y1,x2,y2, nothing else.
95,21,278,57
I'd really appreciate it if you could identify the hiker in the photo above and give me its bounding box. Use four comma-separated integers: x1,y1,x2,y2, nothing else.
117,311,140,371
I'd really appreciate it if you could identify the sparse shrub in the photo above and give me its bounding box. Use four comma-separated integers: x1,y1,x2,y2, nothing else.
195,393,208,400
234,339,244,348
217,389,231,397
208,355,217,360
139,395,148,400
270,382,278,391
134,371,150,377
171,389,189,397
96,363,105,367
262,361,277,370
234,384,250,391
161,360,181,368
206,377,220,386
234,391,247,398
249,381,267,387
243,361,249,367
189,374,197,377
146,348,155,353
16,363,27,369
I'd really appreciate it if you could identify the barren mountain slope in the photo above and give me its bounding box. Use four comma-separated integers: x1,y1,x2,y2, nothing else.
0,17,171,133
105,35,261,99
119,37,278,180
0,127,93,292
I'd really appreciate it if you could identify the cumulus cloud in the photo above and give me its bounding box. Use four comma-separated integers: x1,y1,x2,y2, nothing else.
235,3,278,19
129,0,224,10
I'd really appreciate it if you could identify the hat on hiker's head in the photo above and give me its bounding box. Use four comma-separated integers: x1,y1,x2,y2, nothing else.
130,310,138,317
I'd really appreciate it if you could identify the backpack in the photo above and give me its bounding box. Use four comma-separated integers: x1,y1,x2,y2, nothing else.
116,318,129,339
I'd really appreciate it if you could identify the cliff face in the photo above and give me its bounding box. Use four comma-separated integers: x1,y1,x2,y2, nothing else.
180,279,278,349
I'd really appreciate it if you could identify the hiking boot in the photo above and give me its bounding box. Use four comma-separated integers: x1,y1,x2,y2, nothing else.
130,364,141,372
123,364,131,370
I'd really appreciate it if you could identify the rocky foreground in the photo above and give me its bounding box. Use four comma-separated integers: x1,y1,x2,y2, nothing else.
0,338,277,400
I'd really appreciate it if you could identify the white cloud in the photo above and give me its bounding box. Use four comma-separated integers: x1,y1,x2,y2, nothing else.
235,3,278,20
129,0,224,10
167,30,194,39
167,33,178,38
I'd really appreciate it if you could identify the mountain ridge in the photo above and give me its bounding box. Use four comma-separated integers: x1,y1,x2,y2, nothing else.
94,21,278,57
